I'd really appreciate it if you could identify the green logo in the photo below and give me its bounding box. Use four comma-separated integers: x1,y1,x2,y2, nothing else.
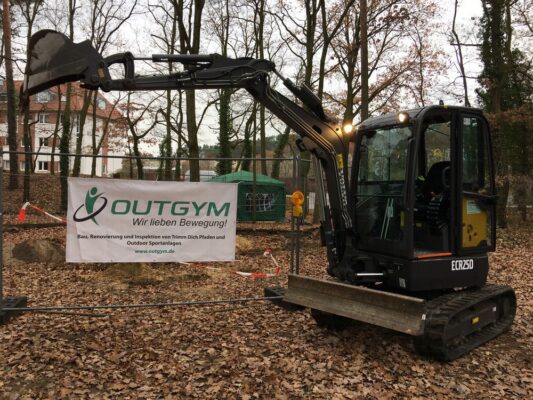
73,187,108,224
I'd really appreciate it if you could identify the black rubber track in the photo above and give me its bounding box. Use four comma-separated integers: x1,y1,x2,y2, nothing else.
414,284,516,361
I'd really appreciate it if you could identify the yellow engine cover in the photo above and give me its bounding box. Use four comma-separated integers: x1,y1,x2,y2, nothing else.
462,197,488,248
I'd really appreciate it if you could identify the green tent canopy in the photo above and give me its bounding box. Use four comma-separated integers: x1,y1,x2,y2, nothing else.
209,170,286,222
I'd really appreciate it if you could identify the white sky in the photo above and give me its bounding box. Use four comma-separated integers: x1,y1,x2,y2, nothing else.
190,0,486,146
6,0,488,150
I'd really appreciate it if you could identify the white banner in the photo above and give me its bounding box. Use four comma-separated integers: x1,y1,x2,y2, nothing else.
66,178,237,263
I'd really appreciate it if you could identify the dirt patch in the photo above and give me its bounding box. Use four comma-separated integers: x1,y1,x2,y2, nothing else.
236,235,254,252
98,263,212,287
99,263,164,286
4,239,65,265
173,272,210,282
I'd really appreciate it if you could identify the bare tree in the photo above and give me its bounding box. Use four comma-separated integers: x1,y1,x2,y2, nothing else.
49,85,62,175
274,0,323,196
59,0,79,211
173,0,206,182
329,0,442,122
72,0,138,177
451,0,471,107
360,0,369,120
149,0,183,181
207,0,236,175
90,93,125,177
2,0,19,189
122,91,162,179
15,0,46,201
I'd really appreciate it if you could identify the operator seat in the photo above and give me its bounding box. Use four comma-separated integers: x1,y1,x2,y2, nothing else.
422,161,450,201
422,161,451,234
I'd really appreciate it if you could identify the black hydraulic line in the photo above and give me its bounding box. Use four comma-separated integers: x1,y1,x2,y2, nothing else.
2,296,283,313
151,54,215,63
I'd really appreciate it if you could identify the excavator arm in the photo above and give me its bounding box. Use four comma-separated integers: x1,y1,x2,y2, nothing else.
22,29,354,268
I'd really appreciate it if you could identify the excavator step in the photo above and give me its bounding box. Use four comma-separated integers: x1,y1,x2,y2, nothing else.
284,274,426,335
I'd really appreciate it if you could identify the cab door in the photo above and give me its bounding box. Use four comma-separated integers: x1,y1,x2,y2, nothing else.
457,113,496,254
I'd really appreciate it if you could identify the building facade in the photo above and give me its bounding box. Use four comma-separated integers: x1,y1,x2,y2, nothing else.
0,81,126,176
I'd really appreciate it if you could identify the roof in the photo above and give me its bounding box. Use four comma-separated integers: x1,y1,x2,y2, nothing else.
0,80,123,120
209,170,285,186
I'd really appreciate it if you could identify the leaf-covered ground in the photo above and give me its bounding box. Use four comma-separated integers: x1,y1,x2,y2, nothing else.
0,221,531,399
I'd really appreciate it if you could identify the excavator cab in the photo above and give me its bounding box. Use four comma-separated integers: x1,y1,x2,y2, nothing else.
351,106,497,291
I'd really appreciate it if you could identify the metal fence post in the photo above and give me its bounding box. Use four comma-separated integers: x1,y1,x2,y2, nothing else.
296,154,301,190
291,154,297,192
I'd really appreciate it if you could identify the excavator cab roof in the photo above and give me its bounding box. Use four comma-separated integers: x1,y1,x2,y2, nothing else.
358,105,484,131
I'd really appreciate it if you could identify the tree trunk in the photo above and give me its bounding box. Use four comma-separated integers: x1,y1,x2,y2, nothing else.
22,110,31,201
271,126,290,179
360,0,369,121
174,92,183,181
59,83,73,211
217,88,232,175
257,0,267,175
90,92,98,177
496,176,509,228
164,90,173,181
132,136,144,180
452,0,471,107
59,0,76,211
241,103,256,172
50,86,62,175
176,0,205,182
72,91,92,176
2,0,19,189
185,90,200,181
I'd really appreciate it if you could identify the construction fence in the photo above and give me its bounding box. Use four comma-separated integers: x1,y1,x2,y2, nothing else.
0,151,317,223
0,150,319,321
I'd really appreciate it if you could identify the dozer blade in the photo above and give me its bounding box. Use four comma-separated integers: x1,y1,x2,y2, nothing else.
284,274,426,335
22,30,104,106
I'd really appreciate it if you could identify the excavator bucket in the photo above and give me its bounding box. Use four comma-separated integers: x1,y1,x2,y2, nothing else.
21,30,103,107
284,274,426,335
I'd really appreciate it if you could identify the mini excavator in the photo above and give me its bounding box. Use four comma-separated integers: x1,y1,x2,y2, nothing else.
22,30,516,361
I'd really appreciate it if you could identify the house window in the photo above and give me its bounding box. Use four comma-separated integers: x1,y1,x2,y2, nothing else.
20,162,25,171
38,113,50,123
39,137,50,147
0,92,7,102
37,161,49,171
3,160,10,170
97,98,106,110
36,91,52,103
